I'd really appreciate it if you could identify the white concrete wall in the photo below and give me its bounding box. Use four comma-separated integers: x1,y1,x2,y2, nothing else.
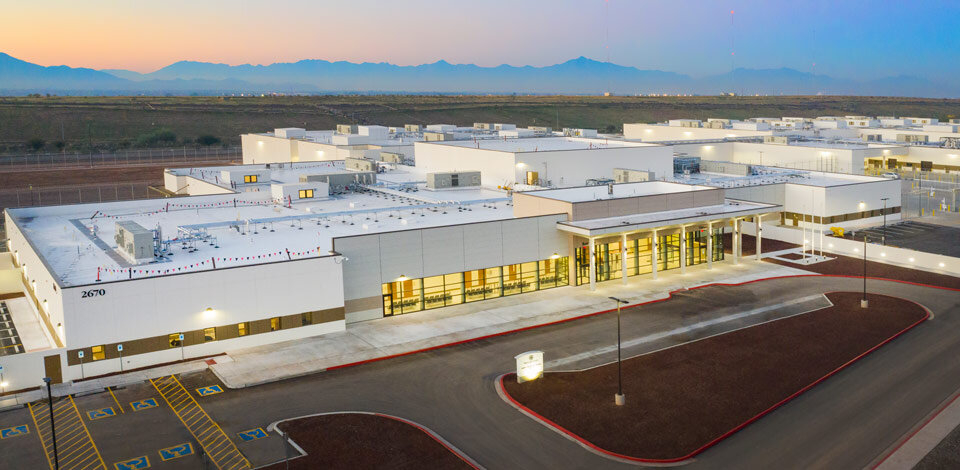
624,123,772,142
4,212,65,347
670,142,735,162
731,142,861,173
512,146,673,188
241,134,297,164
59,255,344,351
270,182,329,202
295,141,340,162
0,347,63,393
756,223,960,277
414,142,516,187
333,214,568,323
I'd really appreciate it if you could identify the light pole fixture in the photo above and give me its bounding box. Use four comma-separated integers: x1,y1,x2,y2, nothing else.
880,197,889,245
861,236,868,309
43,377,59,470
609,296,628,406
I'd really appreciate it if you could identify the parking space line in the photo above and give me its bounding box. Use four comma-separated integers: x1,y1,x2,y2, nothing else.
107,388,125,414
149,375,249,470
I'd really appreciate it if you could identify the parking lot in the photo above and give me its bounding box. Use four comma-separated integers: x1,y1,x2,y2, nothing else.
0,370,287,470
844,220,960,257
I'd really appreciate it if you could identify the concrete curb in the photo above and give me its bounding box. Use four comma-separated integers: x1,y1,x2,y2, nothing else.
213,273,955,390
262,411,483,470
495,292,932,464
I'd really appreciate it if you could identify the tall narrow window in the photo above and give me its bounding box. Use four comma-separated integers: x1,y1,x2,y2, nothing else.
169,334,182,348
238,322,249,337
301,312,313,326
270,317,281,331
203,327,217,342
91,345,105,361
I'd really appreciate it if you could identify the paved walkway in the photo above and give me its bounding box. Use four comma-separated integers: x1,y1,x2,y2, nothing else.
210,259,808,388
874,386,960,470
0,258,808,409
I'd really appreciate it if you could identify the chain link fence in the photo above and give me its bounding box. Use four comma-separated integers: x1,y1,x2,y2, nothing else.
0,146,241,169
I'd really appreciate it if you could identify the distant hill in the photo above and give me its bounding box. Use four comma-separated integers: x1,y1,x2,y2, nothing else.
1,52,956,97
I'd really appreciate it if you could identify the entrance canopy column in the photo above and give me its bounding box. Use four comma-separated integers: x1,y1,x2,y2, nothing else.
730,218,740,264
651,229,658,280
589,237,596,291
680,226,687,274
707,221,713,269
755,216,763,261
621,233,629,285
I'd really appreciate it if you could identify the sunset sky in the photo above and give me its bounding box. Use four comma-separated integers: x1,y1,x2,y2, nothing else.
3,0,958,80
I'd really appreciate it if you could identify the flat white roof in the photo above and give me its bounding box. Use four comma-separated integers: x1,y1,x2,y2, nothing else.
558,200,780,236
427,136,659,153
526,181,714,203
677,167,890,188
9,186,513,287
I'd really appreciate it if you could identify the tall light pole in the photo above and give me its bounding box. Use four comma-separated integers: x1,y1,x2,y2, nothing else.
880,197,889,245
861,236,868,309
43,377,59,470
609,296,628,406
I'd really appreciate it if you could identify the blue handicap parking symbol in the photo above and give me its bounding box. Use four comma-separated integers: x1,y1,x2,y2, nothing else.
87,407,116,421
237,427,268,441
114,455,150,470
196,385,223,397
0,425,29,439
130,398,158,412
159,442,193,461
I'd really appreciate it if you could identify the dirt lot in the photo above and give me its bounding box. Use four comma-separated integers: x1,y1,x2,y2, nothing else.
264,413,473,470
765,254,960,290
502,292,928,461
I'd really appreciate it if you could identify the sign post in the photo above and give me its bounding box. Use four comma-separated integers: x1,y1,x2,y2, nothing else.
179,334,185,361
78,351,84,380
117,344,124,373
514,351,544,383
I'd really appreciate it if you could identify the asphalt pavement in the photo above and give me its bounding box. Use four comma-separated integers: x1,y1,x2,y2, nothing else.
1,276,957,469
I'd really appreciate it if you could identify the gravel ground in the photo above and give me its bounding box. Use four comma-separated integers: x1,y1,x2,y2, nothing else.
263,413,473,470
503,292,928,461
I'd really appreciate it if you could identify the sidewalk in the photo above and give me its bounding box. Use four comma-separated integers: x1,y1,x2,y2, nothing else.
874,388,960,470
1,258,809,409
211,259,808,388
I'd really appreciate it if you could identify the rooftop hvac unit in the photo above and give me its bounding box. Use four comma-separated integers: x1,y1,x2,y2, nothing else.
115,221,155,263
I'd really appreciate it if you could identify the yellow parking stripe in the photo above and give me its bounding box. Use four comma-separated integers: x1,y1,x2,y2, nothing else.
106,388,124,414
28,403,56,470
27,396,106,470
150,376,249,470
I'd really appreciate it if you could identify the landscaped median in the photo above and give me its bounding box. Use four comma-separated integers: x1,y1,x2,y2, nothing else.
500,292,930,463
264,412,479,470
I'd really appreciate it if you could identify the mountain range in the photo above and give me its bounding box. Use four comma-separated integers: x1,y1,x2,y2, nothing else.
1,52,956,97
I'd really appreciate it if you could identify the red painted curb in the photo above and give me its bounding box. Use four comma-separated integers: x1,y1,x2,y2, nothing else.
372,413,481,469
498,294,932,464
326,273,953,374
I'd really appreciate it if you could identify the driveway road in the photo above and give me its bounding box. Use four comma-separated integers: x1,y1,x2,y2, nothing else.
2,276,957,469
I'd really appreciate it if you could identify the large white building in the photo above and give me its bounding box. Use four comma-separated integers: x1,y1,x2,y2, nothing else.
0,122,909,392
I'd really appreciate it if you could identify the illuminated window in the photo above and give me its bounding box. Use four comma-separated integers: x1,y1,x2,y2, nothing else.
169,334,182,348
91,345,105,361
203,327,216,342
301,312,312,326
298,189,314,199
243,175,258,183
270,317,281,331
238,322,249,336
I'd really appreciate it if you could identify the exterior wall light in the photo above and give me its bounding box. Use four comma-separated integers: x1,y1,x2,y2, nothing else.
204,307,215,319
397,275,409,281
858,201,866,210
550,253,560,259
